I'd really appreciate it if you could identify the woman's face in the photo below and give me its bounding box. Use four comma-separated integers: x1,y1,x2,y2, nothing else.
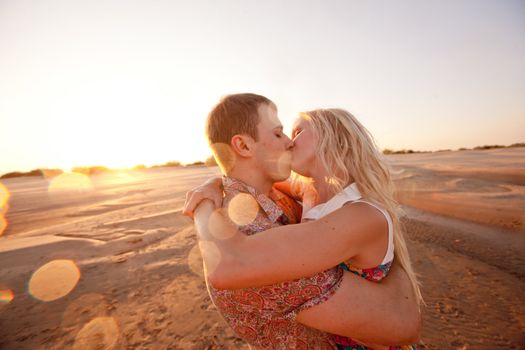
291,117,317,177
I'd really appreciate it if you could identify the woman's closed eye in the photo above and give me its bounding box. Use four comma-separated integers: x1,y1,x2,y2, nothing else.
292,129,303,141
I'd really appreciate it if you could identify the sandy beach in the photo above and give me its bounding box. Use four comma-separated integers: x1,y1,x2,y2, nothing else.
0,148,524,349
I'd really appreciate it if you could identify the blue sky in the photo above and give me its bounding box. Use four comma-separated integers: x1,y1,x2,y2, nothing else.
0,0,524,174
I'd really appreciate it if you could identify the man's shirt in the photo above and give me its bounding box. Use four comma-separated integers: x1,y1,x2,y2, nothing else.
205,176,343,349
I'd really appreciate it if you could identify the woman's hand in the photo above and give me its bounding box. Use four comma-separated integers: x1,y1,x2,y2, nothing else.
182,176,224,218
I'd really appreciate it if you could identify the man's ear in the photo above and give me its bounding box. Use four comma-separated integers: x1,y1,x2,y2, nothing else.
231,134,255,158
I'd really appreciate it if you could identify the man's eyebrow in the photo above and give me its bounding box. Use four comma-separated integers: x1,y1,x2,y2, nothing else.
273,125,283,131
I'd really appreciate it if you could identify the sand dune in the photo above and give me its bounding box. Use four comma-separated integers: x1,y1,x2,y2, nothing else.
0,149,524,349
391,148,525,232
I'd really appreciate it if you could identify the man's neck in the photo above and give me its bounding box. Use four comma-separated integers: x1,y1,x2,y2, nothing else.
227,165,273,196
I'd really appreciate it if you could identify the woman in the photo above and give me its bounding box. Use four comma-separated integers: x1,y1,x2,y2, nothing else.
186,108,422,349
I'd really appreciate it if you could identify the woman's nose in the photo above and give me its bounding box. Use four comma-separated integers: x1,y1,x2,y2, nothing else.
284,135,294,150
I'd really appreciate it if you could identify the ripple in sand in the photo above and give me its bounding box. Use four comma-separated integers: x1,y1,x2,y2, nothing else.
29,259,80,302
227,193,259,227
48,172,94,194
0,288,14,304
73,317,119,350
62,293,109,329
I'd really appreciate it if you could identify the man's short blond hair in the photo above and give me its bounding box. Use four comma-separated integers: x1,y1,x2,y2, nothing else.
205,93,275,173
206,93,275,145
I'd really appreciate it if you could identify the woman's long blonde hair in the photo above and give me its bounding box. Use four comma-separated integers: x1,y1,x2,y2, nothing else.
294,108,423,305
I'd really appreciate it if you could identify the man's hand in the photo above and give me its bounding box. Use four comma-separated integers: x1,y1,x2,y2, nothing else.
183,176,224,218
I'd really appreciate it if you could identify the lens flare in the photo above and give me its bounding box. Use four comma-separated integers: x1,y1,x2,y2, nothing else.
187,244,205,278
0,216,7,236
227,193,259,226
0,289,14,304
0,182,9,211
104,171,135,184
73,317,119,350
198,241,221,276
210,143,236,173
275,151,292,180
206,208,238,240
0,202,8,215
29,259,81,302
48,172,94,194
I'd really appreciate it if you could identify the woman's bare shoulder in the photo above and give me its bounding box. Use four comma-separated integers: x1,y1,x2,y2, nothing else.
306,201,387,241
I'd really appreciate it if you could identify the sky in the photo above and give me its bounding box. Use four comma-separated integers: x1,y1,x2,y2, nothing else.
1,0,524,175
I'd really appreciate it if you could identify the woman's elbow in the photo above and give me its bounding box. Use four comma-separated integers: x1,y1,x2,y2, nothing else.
411,311,422,344
399,308,422,345
207,268,235,289
205,254,243,290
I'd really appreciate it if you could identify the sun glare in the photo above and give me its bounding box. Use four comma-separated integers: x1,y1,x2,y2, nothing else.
0,216,7,236
227,193,259,226
0,183,9,211
0,289,14,304
74,317,119,350
28,259,81,302
48,173,94,194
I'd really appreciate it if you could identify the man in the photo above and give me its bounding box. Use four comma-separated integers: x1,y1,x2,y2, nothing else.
184,93,420,349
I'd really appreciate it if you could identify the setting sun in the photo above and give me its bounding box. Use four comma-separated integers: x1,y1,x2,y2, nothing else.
1,0,524,176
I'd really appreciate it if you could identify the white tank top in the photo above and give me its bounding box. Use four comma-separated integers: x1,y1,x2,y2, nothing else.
302,183,394,265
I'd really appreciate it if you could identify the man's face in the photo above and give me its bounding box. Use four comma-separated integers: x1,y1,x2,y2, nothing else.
290,116,317,177
253,103,293,182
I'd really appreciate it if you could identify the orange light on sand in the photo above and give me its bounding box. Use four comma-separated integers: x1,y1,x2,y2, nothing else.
0,182,9,211
0,202,8,215
101,171,136,185
29,259,81,302
48,173,93,194
0,216,7,236
73,317,119,350
187,244,205,278
227,193,259,226
62,293,109,329
0,289,14,304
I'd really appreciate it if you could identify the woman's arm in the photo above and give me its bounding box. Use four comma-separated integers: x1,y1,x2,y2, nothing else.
195,199,386,289
194,201,421,345
297,265,421,345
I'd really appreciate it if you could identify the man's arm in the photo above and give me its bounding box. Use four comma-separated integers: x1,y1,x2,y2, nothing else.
197,200,388,289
